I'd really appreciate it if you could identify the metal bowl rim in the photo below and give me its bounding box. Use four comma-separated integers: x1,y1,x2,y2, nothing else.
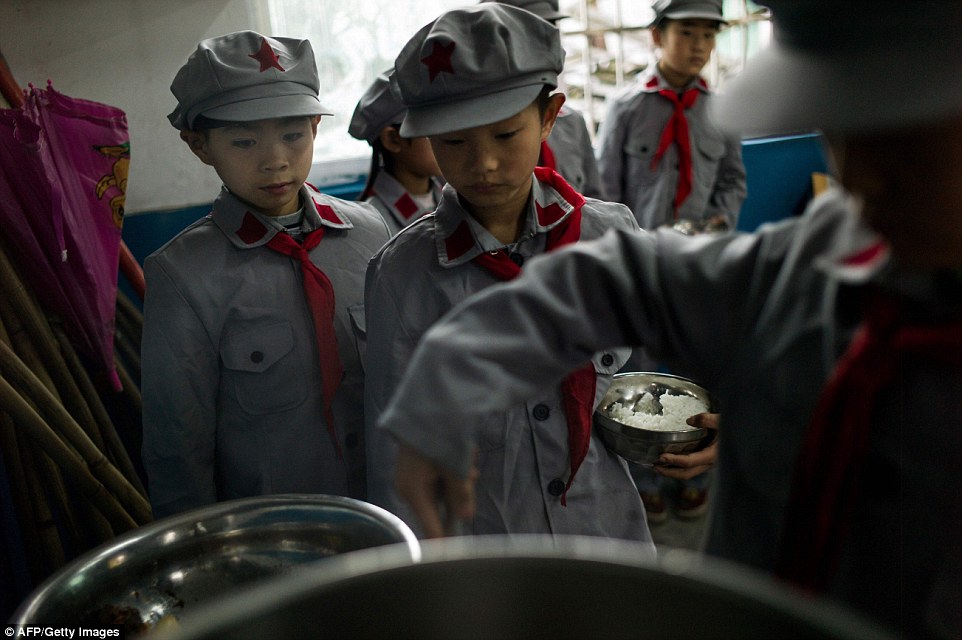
11,494,420,625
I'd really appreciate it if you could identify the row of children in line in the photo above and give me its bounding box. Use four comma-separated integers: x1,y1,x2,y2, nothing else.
140,0,961,637
347,0,743,522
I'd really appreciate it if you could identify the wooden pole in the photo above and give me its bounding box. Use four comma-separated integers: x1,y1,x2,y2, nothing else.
0,341,151,525
0,374,138,533
15,436,66,576
0,411,47,584
0,238,108,451
50,323,147,499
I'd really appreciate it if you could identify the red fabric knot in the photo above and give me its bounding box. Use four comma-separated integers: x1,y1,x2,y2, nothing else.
266,228,344,458
472,181,595,506
776,292,962,593
651,88,699,217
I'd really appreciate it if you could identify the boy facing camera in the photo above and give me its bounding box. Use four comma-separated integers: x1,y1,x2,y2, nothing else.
364,4,667,545
597,0,746,232
142,31,390,518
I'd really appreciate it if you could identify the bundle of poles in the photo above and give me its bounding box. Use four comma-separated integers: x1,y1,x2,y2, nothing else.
0,234,152,584
0,49,151,612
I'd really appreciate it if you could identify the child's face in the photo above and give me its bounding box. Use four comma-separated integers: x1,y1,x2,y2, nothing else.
653,19,718,88
182,116,319,217
429,97,562,220
395,135,442,180
828,112,962,268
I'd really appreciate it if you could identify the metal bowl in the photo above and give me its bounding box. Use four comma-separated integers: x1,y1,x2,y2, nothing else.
11,494,419,634
157,536,897,640
595,372,716,465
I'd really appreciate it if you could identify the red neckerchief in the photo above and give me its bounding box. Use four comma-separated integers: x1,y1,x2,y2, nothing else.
266,228,344,458
539,140,557,171
651,86,699,217
776,290,962,592
472,167,595,505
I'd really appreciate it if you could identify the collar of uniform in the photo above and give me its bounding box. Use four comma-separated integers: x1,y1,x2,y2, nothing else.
212,184,353,249
641,66,711,94
435,168,584,267
815,227,890,288
371,172,442,225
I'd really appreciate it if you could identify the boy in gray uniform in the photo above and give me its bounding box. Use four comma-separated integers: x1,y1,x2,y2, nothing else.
143,31,391,518
349,71,443,234
596,0,746,231
378,2,962,637
365,4,657,547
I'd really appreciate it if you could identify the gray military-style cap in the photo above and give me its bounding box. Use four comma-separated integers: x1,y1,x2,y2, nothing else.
479,0,569,23
168,30,332,130
348,71,408,144
392,3,564,138
650,0,726,26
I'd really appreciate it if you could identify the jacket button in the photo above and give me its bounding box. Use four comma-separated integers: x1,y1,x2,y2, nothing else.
601,353,614,366
250,350,264,363
547,479,566,496
533,404,550,421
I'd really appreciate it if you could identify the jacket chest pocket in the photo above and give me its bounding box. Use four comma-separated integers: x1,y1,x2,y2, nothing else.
623,127,666,189
695,132,725,161
624,129,659,162
220,320,308,415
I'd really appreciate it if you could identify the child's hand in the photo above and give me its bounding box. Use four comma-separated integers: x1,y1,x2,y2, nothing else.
394,441,478,538
652,412,719,480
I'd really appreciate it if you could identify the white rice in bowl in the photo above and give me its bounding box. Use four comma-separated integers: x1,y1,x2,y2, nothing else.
607,392,708,432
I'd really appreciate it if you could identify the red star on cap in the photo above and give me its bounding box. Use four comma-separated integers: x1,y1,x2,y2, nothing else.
421,40,456,82
249,37,286,72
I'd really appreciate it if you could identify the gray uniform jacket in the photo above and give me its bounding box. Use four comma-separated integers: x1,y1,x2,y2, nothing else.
547,106,605,199
365,170,655,547
376,188,961,638
142,184,391,518
596,67,747,230
364,171,443,235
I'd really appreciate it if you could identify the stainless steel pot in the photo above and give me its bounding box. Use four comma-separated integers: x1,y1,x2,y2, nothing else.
11,494,419,633
158,536,896,640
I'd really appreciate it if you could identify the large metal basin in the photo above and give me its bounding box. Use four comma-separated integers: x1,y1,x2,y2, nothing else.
157,536,896,640
11,494,419,633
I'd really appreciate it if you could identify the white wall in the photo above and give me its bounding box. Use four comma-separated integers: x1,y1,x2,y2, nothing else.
1,0,267,214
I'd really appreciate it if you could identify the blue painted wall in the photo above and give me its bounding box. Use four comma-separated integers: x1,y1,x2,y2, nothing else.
737,132,830,232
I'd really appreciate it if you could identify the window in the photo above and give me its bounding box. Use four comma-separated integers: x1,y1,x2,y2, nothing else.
267,0,772,185
267,0,467,185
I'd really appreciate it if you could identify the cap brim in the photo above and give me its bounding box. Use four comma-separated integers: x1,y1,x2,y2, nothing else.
200,94,332,127
540,10,569,21
400,83,544,137
712,42,962,137
651,11,726,27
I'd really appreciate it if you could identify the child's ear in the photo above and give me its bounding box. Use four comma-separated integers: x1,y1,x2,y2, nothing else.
651,25,664,48
180,130,214,166
540,93,566,141
379,126,404,154
310,115,321,137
